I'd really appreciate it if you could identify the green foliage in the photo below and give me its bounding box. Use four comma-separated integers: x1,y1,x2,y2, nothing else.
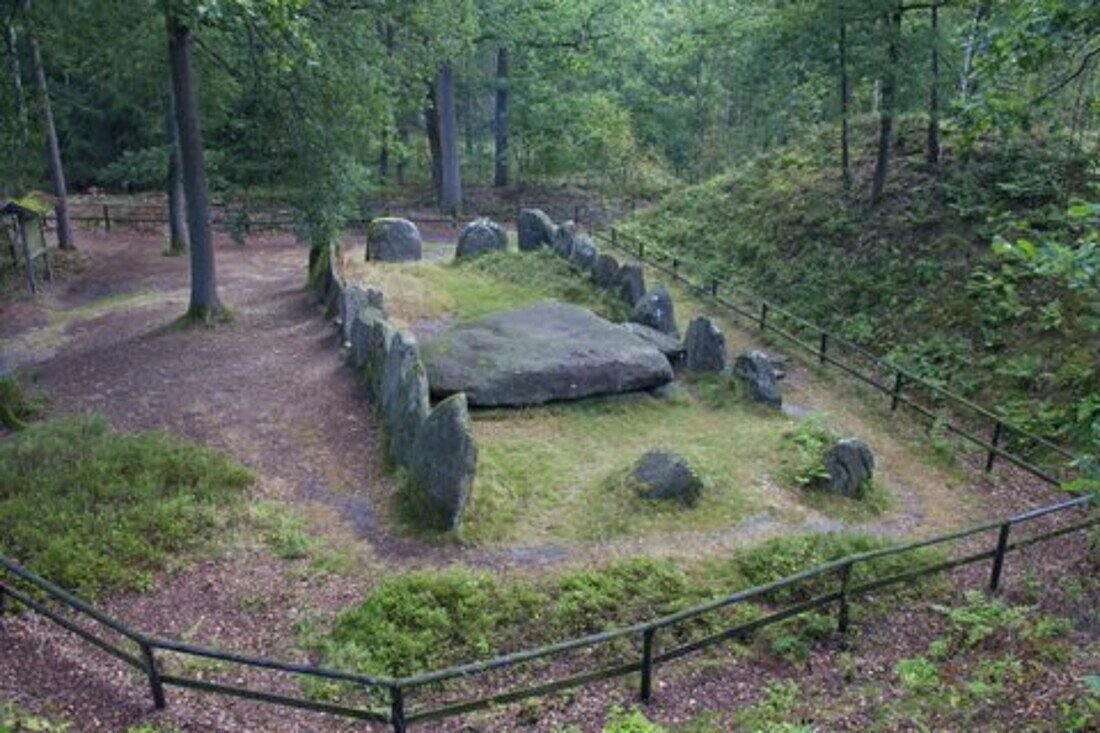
779,416,837,488
0,416,253,598
602,706,665,733
0,703,71,733
0,377,41,431
734,680,813,733
895,655,941,693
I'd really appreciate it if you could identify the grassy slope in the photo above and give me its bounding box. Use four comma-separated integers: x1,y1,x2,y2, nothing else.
621,117,1099,452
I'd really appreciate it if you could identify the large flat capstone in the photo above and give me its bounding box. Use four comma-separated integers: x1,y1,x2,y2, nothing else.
422,302,673,407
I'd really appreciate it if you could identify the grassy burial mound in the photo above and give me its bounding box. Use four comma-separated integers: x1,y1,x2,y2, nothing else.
343,239,966,546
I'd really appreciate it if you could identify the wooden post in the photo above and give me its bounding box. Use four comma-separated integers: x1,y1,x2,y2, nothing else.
390,685,407,733
760,302,768,330
837,561,853,633
17,218,35,294
710,280,718,297
139,641,166,709
985,421,1003,472
819,332,828,365
611,226,618,250
989,522,1011,592
890,371,905,411
103,204,111,232
640,628,655,703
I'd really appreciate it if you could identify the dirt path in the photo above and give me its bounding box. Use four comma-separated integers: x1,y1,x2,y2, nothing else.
0,228,1080,732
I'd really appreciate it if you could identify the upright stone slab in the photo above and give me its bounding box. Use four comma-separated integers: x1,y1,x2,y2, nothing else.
409,393,478,530
684,316,726,373
617,263,646,307
593,253,620,289
551,221,577,259
733,350,782,407
364,315,396,400
456,217,508,259
341,285,385,343
517,208,554,251
569,235,599,273
823,439,875,498
349,306,385,369
367,217,422,262
380,331,428,468
630,284,678,336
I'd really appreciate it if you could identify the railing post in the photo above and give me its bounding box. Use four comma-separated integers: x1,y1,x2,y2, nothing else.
139,640,166,709
0,585,7,615
985,421,1003,472
611,226,618,250
102,205,111,232
640,628,655,704
890,371,905,411
837,561,853,634
709,279,718,297
638,240,644,259
390,684,407,733
759,302,769,330
819,332,828,365
989,522,1012,593
573,204,581,224
672,257,679,274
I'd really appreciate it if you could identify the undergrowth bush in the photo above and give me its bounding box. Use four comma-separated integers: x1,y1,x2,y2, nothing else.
0,376,41,430
0,416,253,598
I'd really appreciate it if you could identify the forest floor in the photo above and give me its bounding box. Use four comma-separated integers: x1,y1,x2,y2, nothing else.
0,225,1094,732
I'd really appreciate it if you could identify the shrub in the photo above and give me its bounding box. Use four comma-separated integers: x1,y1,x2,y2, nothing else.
0,416,253,598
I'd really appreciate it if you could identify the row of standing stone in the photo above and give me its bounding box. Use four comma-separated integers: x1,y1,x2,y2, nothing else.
311,243,477,530
518,208,786,409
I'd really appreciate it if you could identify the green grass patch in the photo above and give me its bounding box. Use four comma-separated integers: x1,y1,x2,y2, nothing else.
314,532,935,681
465,381,790,544
0,416,254,598
0,376,41,430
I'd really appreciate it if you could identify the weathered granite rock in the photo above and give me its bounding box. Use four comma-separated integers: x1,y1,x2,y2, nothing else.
629,449,703,504
684,316,726,373
422,302,673,406
380,331,428,468
349,306,386,369
823,439,875,498
732,350,782,407
551,221,577,259
340,285,385,343
409,393,478,530
517,208,554,251
364,315,396,400
569,235,599,273
630,284,678,337
366,217,422,262
616,264,646,307
621,322,685,360
456,217,508,259
593,254,620,289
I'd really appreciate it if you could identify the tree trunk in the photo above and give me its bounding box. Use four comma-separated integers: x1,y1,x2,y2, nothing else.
871,8,901,205
165,79,189,255
959,1,991,100
839,22,851,190
926,5,941,166
24,2,73,250
425,86,442,200
5,22,26,132
378,127,389,183
493,46,509,187
437,63,462,216
167,13,220,320
397,125,409,186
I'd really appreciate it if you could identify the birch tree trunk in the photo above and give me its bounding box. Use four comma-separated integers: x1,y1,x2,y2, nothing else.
437,63,462,216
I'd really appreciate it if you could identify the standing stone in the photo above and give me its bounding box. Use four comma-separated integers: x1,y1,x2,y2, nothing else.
732,350,782,407
364,315,396,400
684,316,726,373
630,284,678,337
456,217,508,259
621,322,684,361
593,253,620,289
629,449,703,504
569,235,598,273
517,208,554,251
367,217,422,262
409,393,478,530
551,220,576,259
349,306,385,369
380,331,428,468
340,285,385,343
616,263,646,307
823,439,875,498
